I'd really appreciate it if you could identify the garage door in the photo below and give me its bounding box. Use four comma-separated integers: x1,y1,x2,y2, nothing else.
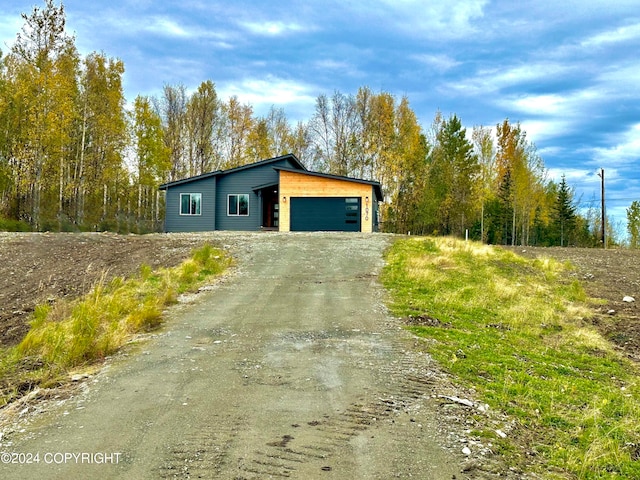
290,197,361,232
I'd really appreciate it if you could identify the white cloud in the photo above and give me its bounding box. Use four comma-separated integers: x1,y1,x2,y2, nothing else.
144,16,191,38
491,63,574,89
581,21,640,48
596,62,640,91
218,76,317,118
314,59,353,71
519,119,573,142
239,21,305,37
547,167,600,186
376,0,487,38
590,123,640,168
512,94,565,115
446,61,575,98
506,88,603,119
537,145,564,157
412,53,461,71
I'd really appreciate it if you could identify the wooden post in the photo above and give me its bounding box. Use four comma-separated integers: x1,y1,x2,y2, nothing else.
599,169,605,248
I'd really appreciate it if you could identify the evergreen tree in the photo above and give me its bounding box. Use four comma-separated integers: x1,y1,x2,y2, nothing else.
427,114,478,236
553,175,577,246
495,167,514,245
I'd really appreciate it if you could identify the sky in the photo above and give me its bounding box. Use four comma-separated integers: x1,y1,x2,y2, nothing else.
1,0,639,235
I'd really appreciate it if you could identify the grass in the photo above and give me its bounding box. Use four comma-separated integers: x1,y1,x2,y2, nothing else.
382,237,640,479
0,243,231,406
0,217,32,232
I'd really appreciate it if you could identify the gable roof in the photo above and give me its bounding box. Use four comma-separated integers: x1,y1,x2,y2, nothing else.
158,153,383,200
274,166,383,201
158,153,306,190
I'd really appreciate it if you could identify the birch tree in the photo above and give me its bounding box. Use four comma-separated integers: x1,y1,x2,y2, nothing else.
221,96,253,169
8,0,78,228
472,125,496,242
627,201,640,249
159,84,188,181
309,91,358,175
185,80,219,175
132,95,170,229
78,53,127,228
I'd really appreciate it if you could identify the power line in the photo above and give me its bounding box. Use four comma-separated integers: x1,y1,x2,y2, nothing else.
576,197,639,205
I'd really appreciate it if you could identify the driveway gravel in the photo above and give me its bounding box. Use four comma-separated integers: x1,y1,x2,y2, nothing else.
1,232,502,479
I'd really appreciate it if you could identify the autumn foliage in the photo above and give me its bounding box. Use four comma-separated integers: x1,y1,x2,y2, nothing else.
0,2,609,245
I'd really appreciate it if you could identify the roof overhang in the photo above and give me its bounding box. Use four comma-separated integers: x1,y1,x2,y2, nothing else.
158,170,222,190
159,153,305,191
252,181,279,192
274,167,383,201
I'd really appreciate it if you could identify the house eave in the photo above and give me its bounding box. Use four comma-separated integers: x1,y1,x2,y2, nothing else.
158,153,306,191
274,166,383,201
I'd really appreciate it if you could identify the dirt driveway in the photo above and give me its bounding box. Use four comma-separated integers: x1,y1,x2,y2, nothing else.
0,233,487,479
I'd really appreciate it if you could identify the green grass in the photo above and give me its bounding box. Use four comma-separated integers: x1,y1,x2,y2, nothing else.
382,237,640,479
0,217,32,232
0,243,231,406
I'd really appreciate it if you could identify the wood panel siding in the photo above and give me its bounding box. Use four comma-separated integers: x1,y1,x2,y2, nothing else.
279,170,375,232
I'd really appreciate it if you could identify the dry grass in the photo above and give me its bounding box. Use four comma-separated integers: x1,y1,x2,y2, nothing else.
382,236,640,479
0,243,231,406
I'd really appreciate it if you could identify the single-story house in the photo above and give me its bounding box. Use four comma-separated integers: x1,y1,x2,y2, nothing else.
158,154,383,233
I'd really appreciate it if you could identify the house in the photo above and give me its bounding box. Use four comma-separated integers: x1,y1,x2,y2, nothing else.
158,154,383,233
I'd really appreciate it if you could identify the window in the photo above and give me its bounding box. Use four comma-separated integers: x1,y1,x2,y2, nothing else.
228,194,249,216
180,193,201,215
345,198,359,224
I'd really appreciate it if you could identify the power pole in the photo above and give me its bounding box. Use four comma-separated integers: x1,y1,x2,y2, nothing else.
598,168,606,248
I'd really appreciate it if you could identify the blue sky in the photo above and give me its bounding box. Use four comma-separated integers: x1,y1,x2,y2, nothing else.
1,0,639,234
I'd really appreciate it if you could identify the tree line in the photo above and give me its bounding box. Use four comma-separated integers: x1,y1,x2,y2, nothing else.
0,1,631,246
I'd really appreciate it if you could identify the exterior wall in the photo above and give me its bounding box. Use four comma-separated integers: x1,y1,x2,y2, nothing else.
163,177,216,232
373,198,380,232
214,159,294,230
279,170,376,233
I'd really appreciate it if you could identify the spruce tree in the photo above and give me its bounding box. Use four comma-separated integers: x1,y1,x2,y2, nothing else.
553,175,577,246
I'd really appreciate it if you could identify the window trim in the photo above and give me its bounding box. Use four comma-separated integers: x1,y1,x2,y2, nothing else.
179,193,202,216
227,194,250,217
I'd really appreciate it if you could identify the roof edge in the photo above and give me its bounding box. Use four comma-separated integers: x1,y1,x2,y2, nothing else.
159,170,223,190
158,153,305,190
275,166,383,201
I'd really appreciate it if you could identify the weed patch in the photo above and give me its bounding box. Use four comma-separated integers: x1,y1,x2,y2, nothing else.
382,237,640,479
0,243,231,406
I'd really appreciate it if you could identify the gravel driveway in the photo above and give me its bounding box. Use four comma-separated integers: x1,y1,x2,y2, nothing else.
1,233,469,479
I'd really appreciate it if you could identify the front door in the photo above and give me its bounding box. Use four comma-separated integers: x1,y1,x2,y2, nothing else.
261,188,279,229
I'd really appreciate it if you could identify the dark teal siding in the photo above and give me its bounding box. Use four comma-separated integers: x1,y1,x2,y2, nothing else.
214,158,295,230
160,154,381,233
163,177,216,232
373,197,380,232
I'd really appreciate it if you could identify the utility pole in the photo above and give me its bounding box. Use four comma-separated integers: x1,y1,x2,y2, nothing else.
598,168,606,248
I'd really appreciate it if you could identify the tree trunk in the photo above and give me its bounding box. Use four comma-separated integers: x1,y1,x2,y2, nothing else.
511,205,516,246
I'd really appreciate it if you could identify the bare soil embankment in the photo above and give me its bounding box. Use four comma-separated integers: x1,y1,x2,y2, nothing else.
0,233,208,346
505,246,640,362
